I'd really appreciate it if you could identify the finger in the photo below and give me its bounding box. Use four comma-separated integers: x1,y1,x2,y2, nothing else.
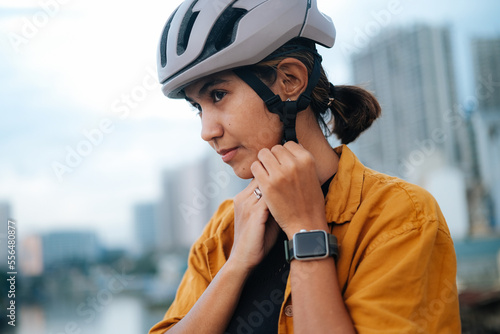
251,159,268,181
248,186,269,210
257,147,281,171
247,178,258,189
236,179,259,203
255,194,269,209
282,141,309,159
283,141,317,171
245,178,268,205
269,144,296,167
241,178,257,195
249,179,266,201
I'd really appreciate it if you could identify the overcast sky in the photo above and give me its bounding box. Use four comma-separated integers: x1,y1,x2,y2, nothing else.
1,0,499,248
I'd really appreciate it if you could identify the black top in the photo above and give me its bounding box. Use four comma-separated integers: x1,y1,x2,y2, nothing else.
224,174,335,333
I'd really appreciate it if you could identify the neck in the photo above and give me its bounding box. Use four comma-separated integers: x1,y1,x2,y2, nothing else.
296,109,339,184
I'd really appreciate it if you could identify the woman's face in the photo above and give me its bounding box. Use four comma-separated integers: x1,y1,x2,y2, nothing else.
184,71,283,179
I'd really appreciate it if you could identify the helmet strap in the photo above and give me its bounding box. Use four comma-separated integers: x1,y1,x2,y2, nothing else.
234,55,322,143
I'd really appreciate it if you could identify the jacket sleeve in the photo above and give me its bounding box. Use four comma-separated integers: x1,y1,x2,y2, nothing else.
149,200,234,334
342,187,461,333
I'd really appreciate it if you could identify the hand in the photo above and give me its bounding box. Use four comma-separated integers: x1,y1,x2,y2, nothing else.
250,142,328,239
229,179,280,272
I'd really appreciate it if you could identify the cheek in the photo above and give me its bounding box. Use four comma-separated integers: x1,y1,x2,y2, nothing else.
233,91,282,147
252,113,282,148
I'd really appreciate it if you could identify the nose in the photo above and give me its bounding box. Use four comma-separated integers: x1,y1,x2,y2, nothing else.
200,108,223,142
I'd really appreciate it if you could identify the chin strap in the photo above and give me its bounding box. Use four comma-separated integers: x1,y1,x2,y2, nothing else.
233,55,322,143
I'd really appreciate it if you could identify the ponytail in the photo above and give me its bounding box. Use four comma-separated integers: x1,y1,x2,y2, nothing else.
328,84,381,144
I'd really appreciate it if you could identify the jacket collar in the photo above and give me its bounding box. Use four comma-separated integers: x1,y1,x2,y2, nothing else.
325,145,365,225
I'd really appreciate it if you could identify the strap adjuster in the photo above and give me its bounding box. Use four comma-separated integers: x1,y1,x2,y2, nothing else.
234,53,323,143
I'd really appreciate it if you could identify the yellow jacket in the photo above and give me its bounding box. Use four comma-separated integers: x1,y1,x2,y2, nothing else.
150,145,461,333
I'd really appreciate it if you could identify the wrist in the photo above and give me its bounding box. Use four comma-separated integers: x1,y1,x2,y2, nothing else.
225,254,256,277
285,219,329,240
285,229,338,263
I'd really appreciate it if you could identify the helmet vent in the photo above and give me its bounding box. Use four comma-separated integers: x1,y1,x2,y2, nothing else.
210,7,247,51
177,0,200,56
160,7,179,68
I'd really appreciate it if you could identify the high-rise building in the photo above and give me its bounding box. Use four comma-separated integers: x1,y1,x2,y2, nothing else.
470,36,500,232
41,231,101,269
134,202,158,255
158,152,248,251
158,160,209,251
472,37,500,112
351,24,460,178
350,24,476,239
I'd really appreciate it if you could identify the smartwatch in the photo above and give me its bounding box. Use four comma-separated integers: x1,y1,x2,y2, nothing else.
284,229,338,262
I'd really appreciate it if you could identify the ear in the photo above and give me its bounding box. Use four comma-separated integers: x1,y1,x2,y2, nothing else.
274,58,309,100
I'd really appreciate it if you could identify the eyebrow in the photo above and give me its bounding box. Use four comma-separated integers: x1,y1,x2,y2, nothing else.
185,77,230,103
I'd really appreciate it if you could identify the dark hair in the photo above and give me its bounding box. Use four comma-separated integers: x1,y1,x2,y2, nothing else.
247,39,381,144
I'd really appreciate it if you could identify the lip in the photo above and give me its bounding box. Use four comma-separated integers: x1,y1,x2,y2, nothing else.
217,147,239,163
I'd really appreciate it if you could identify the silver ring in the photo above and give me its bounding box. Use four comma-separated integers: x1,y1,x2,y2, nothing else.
253,187,262,200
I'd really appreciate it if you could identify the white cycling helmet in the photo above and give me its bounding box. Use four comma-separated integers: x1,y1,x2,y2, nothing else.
157,0,336,99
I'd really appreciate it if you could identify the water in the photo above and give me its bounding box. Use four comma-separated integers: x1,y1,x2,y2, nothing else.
15,295,167,334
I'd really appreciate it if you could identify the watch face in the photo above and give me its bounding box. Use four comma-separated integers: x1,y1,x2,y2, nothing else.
294,231,328,259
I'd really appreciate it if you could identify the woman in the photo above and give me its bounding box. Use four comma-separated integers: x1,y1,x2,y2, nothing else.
150,0,461,333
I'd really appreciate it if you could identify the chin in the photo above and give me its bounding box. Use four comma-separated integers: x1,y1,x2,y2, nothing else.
232,166,254,180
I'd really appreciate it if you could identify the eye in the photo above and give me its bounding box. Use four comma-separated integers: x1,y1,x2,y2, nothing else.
211,90,226,103
190,102,202,115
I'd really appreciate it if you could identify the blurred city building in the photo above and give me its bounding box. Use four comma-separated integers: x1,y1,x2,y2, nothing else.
351,24,460,178
0,201,12,270
472,37,500,111
350,25,500,294
350,24,471,239
19,235,43,276
41,231,101,269
157,152,248,252
140,153,248,306
134,202,158,255
470,36,500,234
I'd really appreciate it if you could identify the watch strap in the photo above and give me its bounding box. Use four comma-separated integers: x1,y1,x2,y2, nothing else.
284,231,338,262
